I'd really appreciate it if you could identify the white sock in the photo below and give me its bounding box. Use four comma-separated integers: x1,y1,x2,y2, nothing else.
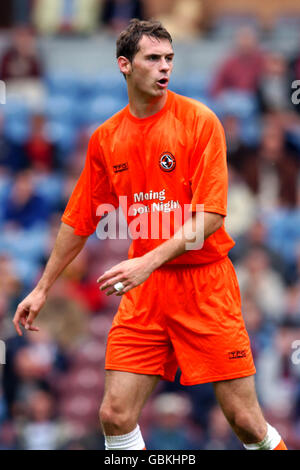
243,423,281,450
104,424,145,450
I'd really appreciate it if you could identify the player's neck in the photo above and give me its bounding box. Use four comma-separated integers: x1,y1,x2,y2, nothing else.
127,89,168,119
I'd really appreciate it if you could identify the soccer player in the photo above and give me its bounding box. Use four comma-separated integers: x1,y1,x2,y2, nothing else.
13,19,287,451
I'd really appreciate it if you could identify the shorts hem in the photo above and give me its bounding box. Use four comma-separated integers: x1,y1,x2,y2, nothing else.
105,364,176,383
179,367,256,386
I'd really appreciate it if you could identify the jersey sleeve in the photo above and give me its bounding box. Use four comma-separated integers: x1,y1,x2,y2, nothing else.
189,110,228,216
61,130,119,236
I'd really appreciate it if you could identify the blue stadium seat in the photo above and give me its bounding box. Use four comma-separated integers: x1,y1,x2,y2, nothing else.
216,90,259,119
286,128,300,155
3,120,30,144
240,116,262,147
46,72,80,99
77,95,124,127
45,94,76,126
273,15,300,40
265,209,300,265
170,74,210,98
3,99,30,120
78,74,128,102
35,174,64,210
212,14,260,39
3,99,31,143
45,121,77,153
0,177,11,223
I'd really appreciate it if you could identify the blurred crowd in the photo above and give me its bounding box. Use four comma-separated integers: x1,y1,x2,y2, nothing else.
0,0,205,37
0,0,300,451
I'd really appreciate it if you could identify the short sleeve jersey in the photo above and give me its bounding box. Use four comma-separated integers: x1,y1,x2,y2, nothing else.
62,90,235,265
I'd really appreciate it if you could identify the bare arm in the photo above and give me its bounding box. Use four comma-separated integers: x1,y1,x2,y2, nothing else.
98,211,224,295
144,211,224,270
13,222,89,335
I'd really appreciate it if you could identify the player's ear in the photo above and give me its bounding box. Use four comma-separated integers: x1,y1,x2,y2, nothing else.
117,56,132,78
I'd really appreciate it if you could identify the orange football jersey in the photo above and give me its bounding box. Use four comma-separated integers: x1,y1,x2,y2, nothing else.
62,90,235,265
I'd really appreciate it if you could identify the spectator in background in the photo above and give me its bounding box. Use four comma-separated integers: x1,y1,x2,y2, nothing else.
0,26,45,112
221,114,253,173
16,389,70,450
241,295,272,363
0,255,22,312
0,3,14,28
226,165,257,240
154,0,203,41
210,26,265,97
237,116,300,210
13,0,33,27
228,217,286,282
102,0,145,34
3,170,51,230
0,113,28,174
289,37,300,115
235,247,286,323
0,421,17,450
2,326,68,421
0,26,43,83
32,0,103,36
23,114,58,173
146,393,199,450
201,405,241,450
256,318,300,426
257,52,294,115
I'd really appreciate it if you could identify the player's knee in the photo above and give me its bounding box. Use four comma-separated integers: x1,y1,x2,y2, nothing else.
99,402,135,433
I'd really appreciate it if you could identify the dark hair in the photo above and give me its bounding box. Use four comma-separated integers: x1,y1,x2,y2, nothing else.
116,18,172,63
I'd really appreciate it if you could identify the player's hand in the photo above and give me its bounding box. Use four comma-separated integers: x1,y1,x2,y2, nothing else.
13,288,47,336
97,257,153,296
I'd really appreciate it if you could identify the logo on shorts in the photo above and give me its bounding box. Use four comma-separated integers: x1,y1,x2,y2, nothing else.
228,350,247,360
159,152,176,172
113,162,129,173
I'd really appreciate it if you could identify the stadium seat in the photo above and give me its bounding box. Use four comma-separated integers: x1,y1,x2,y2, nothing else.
212,14,260,40
45,121,77,153
46,72,80,99
77,95,124,127
240,116,262,147
34,173,64,210
170,74,211,98
83,74,128,101
3,99,31,143
3,120,30,144
273,15,300,40
45,94,76,126
265,209,300,265
216,90,259,119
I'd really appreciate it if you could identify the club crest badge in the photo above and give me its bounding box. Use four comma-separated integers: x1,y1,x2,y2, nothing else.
159,152,176,172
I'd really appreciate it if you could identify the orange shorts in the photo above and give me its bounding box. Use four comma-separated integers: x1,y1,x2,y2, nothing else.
105,256,256,385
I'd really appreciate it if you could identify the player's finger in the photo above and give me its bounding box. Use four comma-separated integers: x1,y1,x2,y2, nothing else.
116,284,132,296
99,276,126,292
13,305,27,336
13,317,23,336
97,267,123,284
25,310,38,331
105,280,129,296
25,325,40,332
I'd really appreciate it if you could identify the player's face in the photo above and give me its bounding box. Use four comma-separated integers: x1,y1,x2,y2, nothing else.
127,35,174,98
